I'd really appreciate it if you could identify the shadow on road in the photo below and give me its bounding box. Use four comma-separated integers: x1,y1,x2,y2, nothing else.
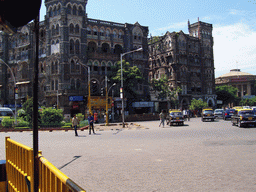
58,156,81,170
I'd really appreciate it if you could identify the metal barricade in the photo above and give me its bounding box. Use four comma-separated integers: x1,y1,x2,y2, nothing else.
5,137,86,192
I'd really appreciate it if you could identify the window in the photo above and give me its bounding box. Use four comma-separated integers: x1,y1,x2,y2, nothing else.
93,28,98,36
106,30,110,38
70,39,74,54
113,31,117,38
87,27,91,35
70,24,74,34
75,24,80,34
56,24,59,35
75,40,80,54
67,4,71,14
100,29,104,36
73,6,77,15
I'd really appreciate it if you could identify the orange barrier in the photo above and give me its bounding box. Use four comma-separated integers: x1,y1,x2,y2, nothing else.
5,137,86,192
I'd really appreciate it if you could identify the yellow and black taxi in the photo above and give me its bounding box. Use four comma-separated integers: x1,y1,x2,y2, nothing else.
231,109,256,128
201,108,215,122
167,109,184,126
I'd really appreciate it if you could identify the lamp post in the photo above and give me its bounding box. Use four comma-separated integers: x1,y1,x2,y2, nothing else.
105,82,116,126
0,58,17,125
77,63,92,115
120,47,143,128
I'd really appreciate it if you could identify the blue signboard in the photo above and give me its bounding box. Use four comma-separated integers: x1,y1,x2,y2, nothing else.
69,96,84,101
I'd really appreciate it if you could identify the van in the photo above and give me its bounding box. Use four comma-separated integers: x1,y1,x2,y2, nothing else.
0,107,14,123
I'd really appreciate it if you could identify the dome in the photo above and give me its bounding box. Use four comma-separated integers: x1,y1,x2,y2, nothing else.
218,69,254,78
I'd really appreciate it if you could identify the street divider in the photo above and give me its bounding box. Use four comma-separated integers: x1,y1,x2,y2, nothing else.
5,137,86,192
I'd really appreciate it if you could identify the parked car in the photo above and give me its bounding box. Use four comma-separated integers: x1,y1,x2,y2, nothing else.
231,109,256,127
214,109,224,119
223,109,235,120
167,109,184,126
0,107,14,123
201,108,215,122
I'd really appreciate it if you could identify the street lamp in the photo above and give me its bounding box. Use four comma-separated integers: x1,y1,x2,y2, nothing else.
105,82,116,126
120,47,143,128
0,58,17,125
77,62,92,115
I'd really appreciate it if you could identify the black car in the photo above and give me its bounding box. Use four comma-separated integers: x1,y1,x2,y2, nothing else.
223,109,235,120
231,109,256,127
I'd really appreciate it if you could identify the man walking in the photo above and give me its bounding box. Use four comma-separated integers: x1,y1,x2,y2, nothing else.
159,110,165,128
72,114,79,136
88,113,95,135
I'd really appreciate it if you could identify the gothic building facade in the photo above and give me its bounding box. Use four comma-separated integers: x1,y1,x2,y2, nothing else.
148,20,216,110
0,0,149,115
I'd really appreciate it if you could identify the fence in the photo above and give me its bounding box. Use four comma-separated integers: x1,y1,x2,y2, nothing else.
5,137,86,192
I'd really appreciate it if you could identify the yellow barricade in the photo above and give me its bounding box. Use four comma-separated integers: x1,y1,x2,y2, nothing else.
5,137,86,192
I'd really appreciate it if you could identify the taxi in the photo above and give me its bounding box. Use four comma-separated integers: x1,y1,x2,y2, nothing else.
167,109,184,126
231,108,256,128
201,108,215,122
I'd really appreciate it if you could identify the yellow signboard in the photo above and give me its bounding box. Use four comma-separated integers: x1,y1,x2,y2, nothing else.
88,96,112,110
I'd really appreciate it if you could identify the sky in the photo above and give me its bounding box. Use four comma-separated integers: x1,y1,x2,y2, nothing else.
40,0,256,78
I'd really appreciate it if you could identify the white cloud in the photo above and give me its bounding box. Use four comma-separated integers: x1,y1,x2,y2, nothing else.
213,22,256,77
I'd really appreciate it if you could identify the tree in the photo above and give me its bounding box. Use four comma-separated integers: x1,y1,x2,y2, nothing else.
215,85,239,106
109,60,144,99
150,75,181,108
189,99,208,111
40,107,64,127
22,97,34,125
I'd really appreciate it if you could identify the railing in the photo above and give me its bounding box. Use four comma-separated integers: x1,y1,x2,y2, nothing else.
5,137,86,192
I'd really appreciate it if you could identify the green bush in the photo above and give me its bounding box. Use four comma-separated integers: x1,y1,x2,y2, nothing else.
16,120,30,127
79,120,88,127
2,118,15,127
40,107,64,127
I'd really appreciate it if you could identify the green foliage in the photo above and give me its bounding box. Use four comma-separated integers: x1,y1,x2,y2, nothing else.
22,98,33,124
1,118,14,127
151,75,181,107
189,99,208,111
215,85,239,105
16,120,30,127
40,107,64,127
79,120,89,127
109,60,143,98
17,109,25,118
240,96,256,106
76,113,84,122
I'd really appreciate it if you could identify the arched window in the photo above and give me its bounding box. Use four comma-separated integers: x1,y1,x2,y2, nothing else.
76,79,80,89
73,5,77,15
100,29,104,36
70,24,74,34
118,32,123,39
71,79,75,89
93,27,98,36
75,40,80,54
87,41,97,53
75,24,80,34
101,43,110,53
114,44,122,55
113,30,117,38
106,29,110,38
67,4,71,14
87,27,91,35
70,39,74,54
56,24,59,35
78,6,83,16
57,5,61,15
71,60,76,73
51,25,55,36
134,32,137,40
48,7,52,17
138,33,142,40
53,7,57,16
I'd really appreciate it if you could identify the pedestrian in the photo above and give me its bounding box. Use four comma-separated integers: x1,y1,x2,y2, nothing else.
159,110,165,127
72,114,79,136
88,113,95,135
187,109,190,121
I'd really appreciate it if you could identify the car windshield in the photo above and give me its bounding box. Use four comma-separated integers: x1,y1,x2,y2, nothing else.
238,111,254,115
170,112,182,116
215,110,223,113
203,110,213,114
0,111,13,116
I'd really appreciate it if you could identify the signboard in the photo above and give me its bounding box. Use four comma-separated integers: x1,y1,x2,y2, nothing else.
88,96,112,110
69,96,84,102
217,100,223,104
132,102,154,108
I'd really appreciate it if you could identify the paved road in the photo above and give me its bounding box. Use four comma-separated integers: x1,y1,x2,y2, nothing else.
1,118,256,191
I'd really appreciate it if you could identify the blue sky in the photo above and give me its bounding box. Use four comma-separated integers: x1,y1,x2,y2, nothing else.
40,0,256,78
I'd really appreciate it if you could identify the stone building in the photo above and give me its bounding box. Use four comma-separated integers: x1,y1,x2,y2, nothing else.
148,20,216,111
0,0,149,116
215,69,256,98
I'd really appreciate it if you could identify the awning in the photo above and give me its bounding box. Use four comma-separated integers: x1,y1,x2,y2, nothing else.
16,81,30,85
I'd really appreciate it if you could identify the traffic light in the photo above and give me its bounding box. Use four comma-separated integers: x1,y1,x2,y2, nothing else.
101,87,104,96
0,0,42,34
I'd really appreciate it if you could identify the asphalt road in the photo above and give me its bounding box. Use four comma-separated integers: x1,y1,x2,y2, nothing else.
1,118,256,191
